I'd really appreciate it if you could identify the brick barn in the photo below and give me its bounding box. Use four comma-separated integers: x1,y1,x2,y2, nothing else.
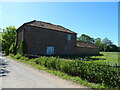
16,20,99,56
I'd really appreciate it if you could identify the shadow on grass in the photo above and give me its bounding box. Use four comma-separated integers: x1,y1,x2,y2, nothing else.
89,58,106,61
25,53,104,61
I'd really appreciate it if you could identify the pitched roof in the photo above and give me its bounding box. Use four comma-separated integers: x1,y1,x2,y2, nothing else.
23,20,76,34
77,41,98,49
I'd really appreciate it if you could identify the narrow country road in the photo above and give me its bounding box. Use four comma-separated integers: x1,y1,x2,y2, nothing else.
0,55,88,88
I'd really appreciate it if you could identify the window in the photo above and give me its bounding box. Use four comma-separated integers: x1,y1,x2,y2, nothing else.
46,46,54,55
67,34,72,40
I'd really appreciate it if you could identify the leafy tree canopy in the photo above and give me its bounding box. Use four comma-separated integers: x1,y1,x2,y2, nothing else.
2,26,17,55
102,38,113,46
77,34,94,43
77,34,118,52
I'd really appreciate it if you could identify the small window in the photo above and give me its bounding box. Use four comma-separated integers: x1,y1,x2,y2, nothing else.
46,46,54,55
67,34,72,40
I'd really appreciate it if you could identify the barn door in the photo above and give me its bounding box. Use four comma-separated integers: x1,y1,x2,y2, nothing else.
46,46,54,55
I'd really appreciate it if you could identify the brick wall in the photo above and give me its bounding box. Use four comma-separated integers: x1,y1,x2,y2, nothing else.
76,47,99,55
21,25,77,55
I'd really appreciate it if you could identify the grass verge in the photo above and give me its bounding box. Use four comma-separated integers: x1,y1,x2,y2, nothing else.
89,52,119,66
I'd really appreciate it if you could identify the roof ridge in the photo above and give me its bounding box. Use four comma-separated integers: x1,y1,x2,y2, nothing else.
24,20,76,34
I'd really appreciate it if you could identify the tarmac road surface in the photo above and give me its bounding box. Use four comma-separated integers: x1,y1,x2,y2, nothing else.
0,56,88,89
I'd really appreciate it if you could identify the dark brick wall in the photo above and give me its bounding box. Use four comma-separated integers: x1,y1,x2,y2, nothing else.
18,25,77,55
76,47,99,55
16,27,24,48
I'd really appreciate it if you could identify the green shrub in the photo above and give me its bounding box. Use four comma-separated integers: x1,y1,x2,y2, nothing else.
9,54,15,58
10,54,28,61
14,54,22,59
17,40,28,56
20,56,29,61
32,56,120,88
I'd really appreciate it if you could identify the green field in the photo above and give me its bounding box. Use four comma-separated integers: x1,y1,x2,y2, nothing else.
89,52,119,66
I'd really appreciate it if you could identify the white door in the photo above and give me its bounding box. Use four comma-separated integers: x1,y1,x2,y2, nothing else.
46,46,54,55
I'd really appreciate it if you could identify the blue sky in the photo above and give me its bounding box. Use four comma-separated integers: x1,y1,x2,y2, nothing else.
0,2,118,45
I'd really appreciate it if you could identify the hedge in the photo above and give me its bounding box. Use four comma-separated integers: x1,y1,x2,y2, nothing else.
11,54,120,88
31,56,120,88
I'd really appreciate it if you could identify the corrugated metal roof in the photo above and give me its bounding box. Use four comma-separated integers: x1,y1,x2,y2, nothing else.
24,20,76,34
77,41,98,49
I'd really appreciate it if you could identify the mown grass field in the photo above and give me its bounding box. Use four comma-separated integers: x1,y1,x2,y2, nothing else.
89,52,119,66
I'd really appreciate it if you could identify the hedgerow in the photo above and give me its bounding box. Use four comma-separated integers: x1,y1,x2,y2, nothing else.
11,54,120,88
31,56,119,88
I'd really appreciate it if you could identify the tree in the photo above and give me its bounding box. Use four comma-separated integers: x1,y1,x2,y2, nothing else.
95,38,101,44
102,38,113,46
2,26,17,55
94,38,104,51
118,47,120,52
100,38,114,52
77,35,118,52
94,38,101,46
77,34,94,43
108,45,118,52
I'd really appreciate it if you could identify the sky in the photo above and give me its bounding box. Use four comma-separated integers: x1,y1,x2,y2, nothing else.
0,2,118,45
